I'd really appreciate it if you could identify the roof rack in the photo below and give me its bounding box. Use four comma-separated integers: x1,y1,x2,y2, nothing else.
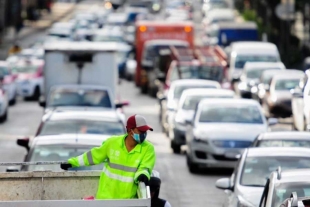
169,46,195,62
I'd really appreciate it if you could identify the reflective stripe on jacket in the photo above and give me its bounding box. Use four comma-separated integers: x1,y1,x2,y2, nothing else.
68,134,156,199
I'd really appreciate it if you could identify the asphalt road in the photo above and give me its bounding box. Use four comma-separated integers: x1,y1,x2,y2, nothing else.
0,1,294,206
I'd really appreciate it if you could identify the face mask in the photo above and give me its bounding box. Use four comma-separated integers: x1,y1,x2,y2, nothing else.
132,131,147,143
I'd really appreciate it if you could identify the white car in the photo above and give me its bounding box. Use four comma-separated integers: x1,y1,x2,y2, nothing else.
0,87,8,122
186,98,275,173
292,69,310,131
160,79,221,136
202,8,235,28
13,59,44,100
215,147,310,207
0,61,17,105
170,88,235,153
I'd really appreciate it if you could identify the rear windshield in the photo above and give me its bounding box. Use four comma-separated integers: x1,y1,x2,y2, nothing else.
182,95,233,110
48,89,112,108
179,65,223,82
173,85,217,99
275,79,300,91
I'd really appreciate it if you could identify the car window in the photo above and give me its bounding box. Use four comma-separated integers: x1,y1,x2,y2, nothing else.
179,65,223,82
275,79,300,91
40,120,125,136
273,183,310,207
257,140,310,148
182,95,233,110
11,65,38,74
173,85,217,99
240,156,310,187
27,145,104,171
48,89,112,108
235,55,279,69
199,105,263,124
247,68,278,79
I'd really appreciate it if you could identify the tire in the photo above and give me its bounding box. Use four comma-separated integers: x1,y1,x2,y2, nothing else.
186,154,199,174
32,86,40,100
140,83,148,94
0,110,8,123
9,97,16,106
171,140,181,154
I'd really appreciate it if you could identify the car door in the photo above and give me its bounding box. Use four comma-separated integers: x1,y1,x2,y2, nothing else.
293,75,307,130
227,158,242,207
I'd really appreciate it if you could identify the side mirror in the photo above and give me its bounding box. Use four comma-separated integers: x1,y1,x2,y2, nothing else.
268,118,278,126
115,101,130,108
215,178,231,190
6,167,19,172
17,138,30,152
39,96,46,108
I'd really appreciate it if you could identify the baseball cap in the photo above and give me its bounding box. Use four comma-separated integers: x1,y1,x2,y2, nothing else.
126,114,153,132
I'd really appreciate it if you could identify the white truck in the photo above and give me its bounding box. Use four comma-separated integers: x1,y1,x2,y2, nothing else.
40,41,122,109
0,163,150,207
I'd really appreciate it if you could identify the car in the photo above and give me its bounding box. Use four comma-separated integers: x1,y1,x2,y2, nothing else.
237,62,286,98
215,147,310,207
92,28,125,42
0,61,17,105
36,109,126,136
202,0,229,16
169,88,235,153
202,8,235,28
292,69,310,131
186,98,275,173
15,136,109,172
279,194,310,207
124,52,137,81
48,22,75,39
228,42,281,83
262,70,304,118
159,79,221,136
260,169,310,207
252,69,285,104
13,59,44,100
252,131,310,147
0,87,9,122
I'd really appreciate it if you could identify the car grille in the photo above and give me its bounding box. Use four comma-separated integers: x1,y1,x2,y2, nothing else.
212,140,252,148
212,155,238,161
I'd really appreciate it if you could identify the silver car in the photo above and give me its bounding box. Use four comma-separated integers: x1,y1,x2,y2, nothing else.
169,88,235,153
215,147,310,207
186,98,275,173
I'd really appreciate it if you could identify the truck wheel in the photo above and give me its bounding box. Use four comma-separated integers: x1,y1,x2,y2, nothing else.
32,86,40,100
171,140,181,154
186,154,199,174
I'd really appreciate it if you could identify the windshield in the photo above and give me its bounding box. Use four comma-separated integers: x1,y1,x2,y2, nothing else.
247,69,271,79
48,89,112,108
27,145,104,171
11,65,38,74
179,65,223,82
93,35,124,42
182,95,233,110
241,156,310,187
199,105,263,124
40,120,125,136
275,79,300,91
257,140,310,148
273,182,310,207
174,85,217,99
235,55,279,69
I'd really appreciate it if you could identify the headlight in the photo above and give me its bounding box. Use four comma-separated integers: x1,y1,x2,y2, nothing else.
193,137,209,144
237,196,255,207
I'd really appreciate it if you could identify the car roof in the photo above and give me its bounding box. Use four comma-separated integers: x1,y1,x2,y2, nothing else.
170,79,221,88
32,134,108,146
136,20,193,27
244,62,285,70
207,9,235,18
214,21,257,29
272,70,304,80
42,109,121,122
50,84,111,91
199,98,258,106
44,41,120,52
261,69,287,77
278,169,310,183
258,132,310,140
181,88,235,97
144,39,189,46
246,147,310,157
231,41,278,51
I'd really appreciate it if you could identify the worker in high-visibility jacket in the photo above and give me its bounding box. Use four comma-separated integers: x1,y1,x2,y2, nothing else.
60,114,156,199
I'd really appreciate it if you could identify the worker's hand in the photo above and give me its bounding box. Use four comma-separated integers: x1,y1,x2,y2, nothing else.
137,174,149,186
60,163,72,171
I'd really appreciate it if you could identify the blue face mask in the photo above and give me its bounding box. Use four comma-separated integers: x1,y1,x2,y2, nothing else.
132,131,147,143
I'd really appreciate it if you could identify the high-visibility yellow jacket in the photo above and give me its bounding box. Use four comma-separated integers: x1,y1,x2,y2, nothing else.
68,134,156,199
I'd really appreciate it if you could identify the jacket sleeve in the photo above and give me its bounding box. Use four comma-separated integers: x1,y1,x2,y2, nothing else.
68,140,109,167
134,144,156,182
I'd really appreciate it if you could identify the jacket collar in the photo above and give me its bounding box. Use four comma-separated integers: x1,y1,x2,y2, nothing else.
121,133,142,153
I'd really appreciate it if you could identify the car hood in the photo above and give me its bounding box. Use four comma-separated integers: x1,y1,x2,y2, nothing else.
194,123,267,141
238,185,264,206
274,91,292,100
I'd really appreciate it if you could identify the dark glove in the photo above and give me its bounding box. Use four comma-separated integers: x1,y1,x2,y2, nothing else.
60,163,72,171
137,174,149,186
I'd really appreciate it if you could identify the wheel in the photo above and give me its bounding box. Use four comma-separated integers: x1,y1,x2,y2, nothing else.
0,110,8,123
32,86,40,100
186,154,199,174
140,83,148,94
9,97,16,106
171,140,181,154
